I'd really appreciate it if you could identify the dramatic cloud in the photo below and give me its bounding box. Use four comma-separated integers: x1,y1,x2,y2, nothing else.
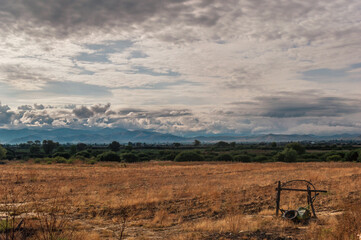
73,106,94,119
0,0,360,136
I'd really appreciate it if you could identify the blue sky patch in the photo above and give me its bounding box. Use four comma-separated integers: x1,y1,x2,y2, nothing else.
44,81,112,96
130,66,180,77
75,40,133,63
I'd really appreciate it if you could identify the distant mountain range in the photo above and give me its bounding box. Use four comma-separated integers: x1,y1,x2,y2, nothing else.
0,128,360,144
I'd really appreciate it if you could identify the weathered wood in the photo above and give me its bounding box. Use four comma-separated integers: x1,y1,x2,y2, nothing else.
276,187,327,193
275,180,327,218
276,181,281,216
308,185,317,218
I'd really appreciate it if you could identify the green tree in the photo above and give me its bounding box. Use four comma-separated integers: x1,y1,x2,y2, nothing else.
109,141,121,152
283,148,298,162
121,153,139,163
216,153,233,161
234,154,251,162
42,140,59,155
285,143,305,154
326,155,342,162
174,151,204,162
274,148,298,162
194,139,201,146
345,150,358,162
216,141,229,148
76,143,87,151
97,151,121,162
70,145,77,155
0,145,7,159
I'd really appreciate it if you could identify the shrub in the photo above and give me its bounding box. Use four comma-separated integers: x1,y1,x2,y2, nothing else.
174,151,204,162
97,151,121,162
216,153,233,161
326,155,343,162
121,153,139,163
274,148,298,162
234,154,251,162
76,150,91,158
66,158,74,164
138,153,152,161
34,158,42,164
53,152,71,159
345,150,359,162
109,141,121,152
54,156,67,163
0,145,6,160
254,155,268,162
88,159,97,165
283,148,298,162
285,143,306,154
158,150,178,161
273,152,285,162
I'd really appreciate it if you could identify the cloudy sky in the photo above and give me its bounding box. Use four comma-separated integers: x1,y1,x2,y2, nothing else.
0,0,360,136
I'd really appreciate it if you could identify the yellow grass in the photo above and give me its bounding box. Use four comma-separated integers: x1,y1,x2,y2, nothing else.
0,161,360,239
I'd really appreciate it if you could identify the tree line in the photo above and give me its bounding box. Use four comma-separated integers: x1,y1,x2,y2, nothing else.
0,140,360,164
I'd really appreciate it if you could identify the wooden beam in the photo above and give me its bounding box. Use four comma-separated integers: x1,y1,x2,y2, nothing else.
276,181,281,216
308,185,317,218
276,187,327,193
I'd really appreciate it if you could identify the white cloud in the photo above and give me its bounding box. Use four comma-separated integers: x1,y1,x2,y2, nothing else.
0,0,360,135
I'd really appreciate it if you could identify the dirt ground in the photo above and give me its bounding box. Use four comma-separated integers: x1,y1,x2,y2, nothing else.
0,161,360,239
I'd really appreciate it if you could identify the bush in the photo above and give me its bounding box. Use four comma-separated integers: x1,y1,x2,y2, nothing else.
283,148,298,162
53,156,67,163
274,148,298,162
97,151,121,162
216,153,233,161
88,159,97,165
76,150,91,158
138,153,152,161
345,150,359,162
174,151,204,162
326,155,343,162
53,152,71,159
234,154,251,162
254,155,268,162
285,143,306,154
121,153,139,163
0,145,7,160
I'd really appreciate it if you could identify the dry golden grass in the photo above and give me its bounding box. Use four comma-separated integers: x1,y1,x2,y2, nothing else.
0,161,360,239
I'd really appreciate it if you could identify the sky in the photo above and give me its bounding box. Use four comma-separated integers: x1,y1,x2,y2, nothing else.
0,0,360,136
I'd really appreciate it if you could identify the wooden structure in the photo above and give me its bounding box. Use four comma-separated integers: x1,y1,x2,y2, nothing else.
275,180,327,218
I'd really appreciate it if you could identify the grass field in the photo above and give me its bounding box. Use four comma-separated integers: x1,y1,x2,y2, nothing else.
0,161,360,239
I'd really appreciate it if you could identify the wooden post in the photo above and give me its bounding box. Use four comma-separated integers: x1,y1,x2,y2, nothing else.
307,185,317,218
276,181,281,216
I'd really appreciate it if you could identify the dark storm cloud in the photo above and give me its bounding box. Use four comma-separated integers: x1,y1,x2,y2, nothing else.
0,104,15,124
34,104,45,110
91,103,111,114
228,92,361,118
73,104,111,119
73,106,94,119
18,105,33,111
0,0,229,39
258,96,360,118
